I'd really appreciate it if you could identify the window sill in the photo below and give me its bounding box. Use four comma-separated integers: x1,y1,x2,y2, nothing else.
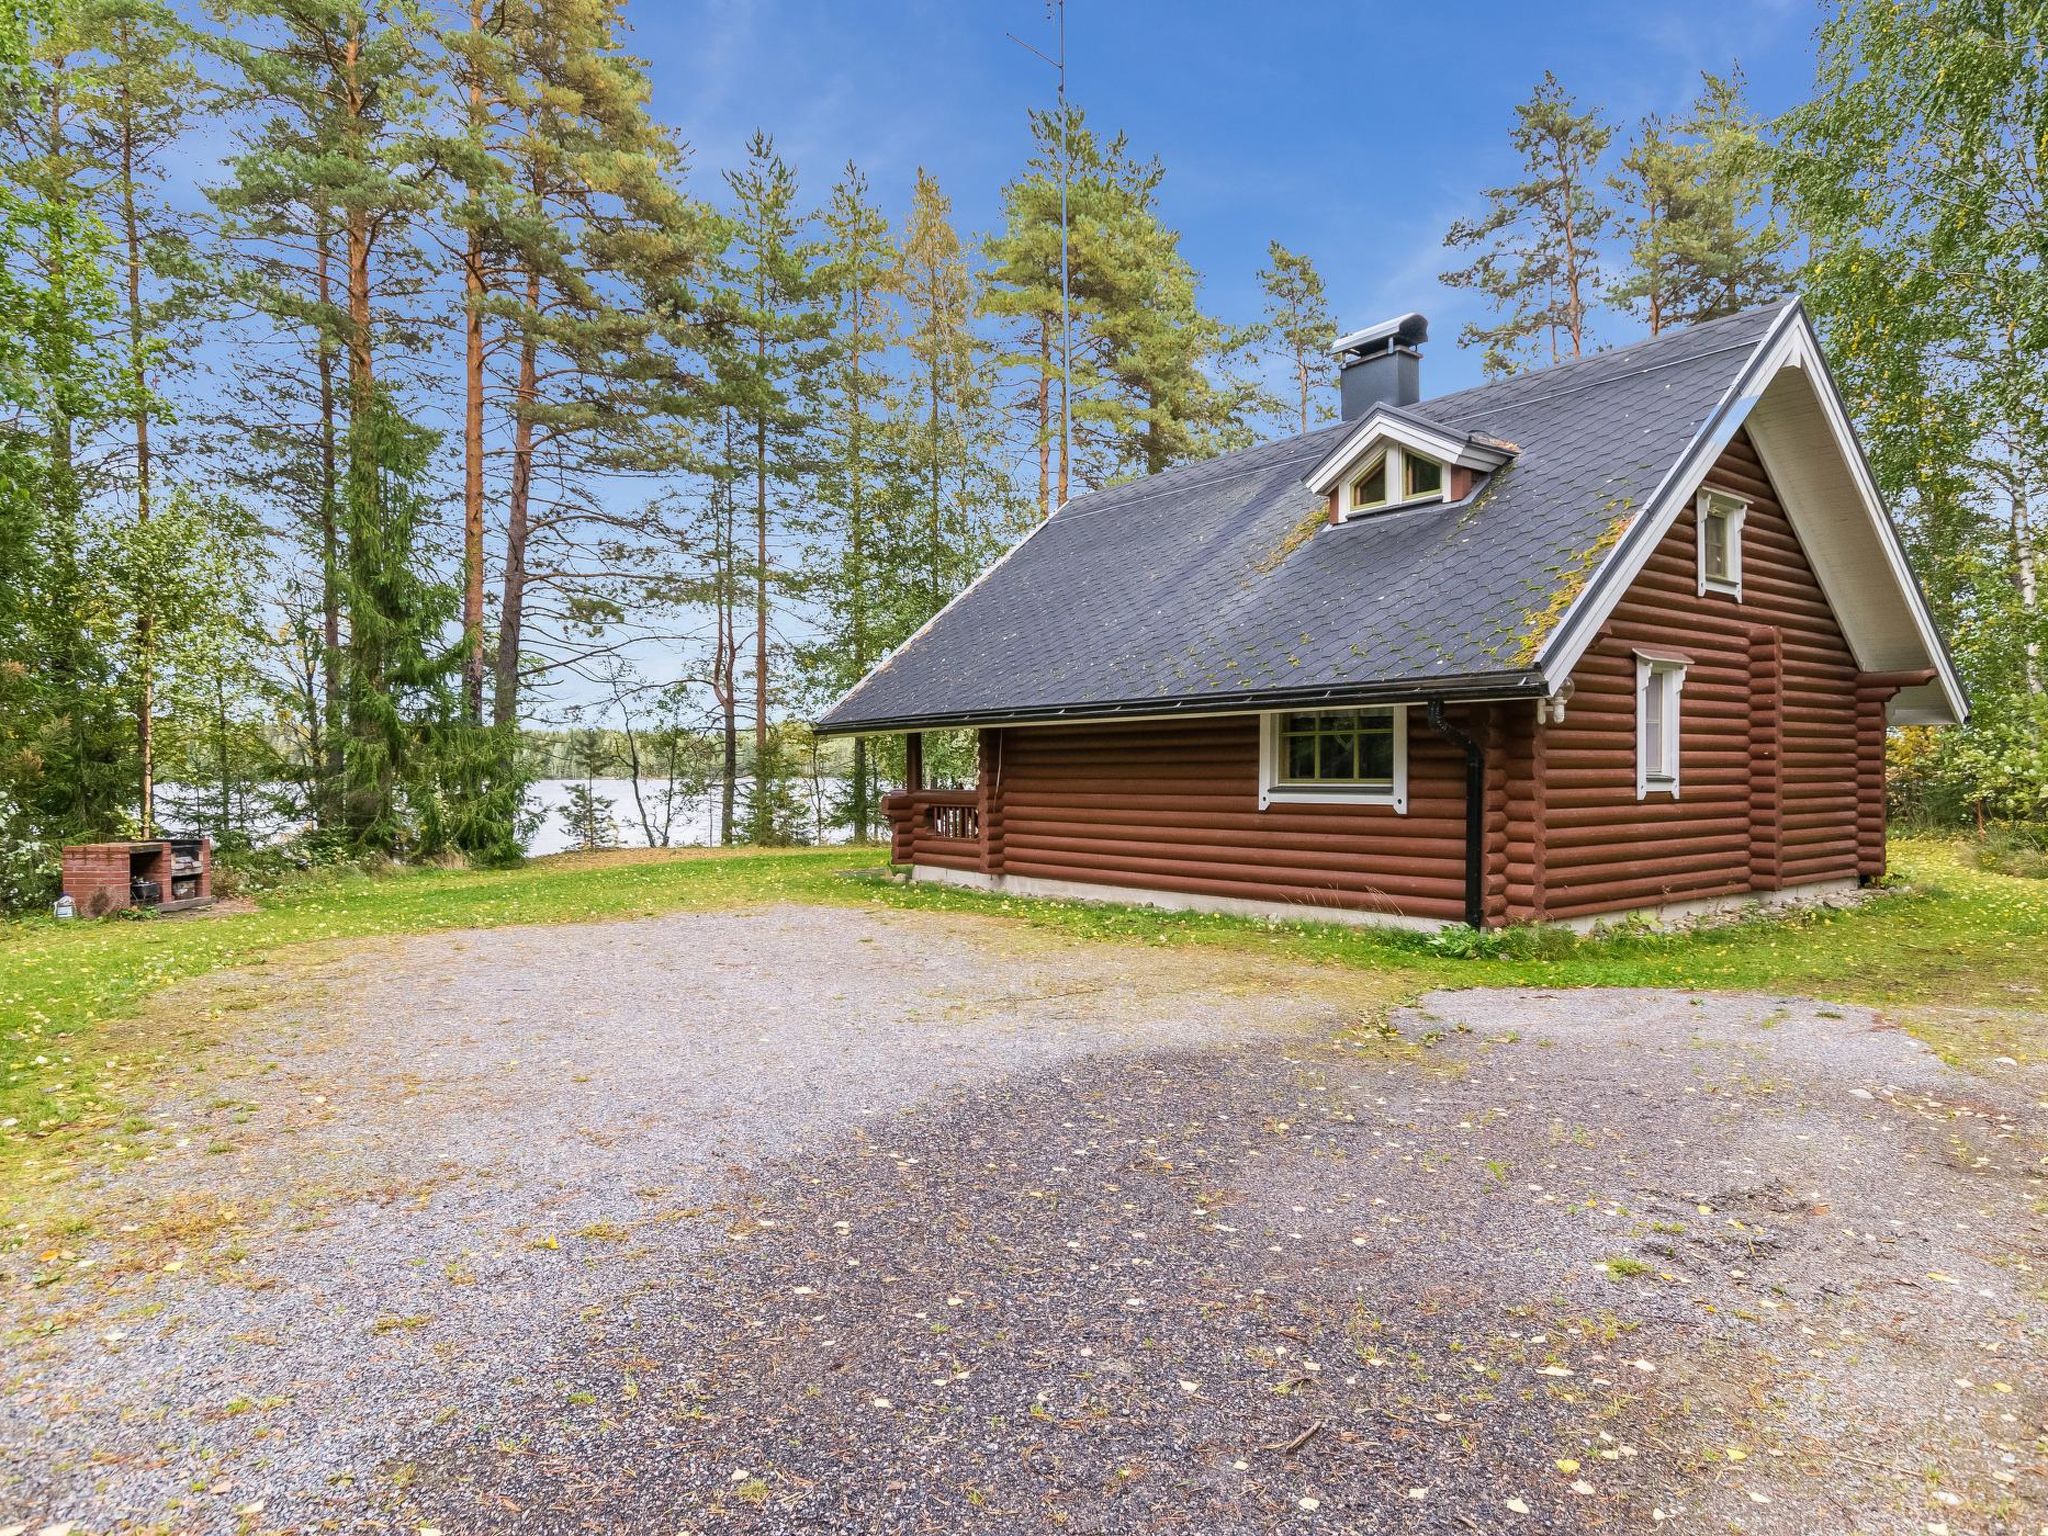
1699,577,1742,599
1261,785,1406,812
1638,780,1681,801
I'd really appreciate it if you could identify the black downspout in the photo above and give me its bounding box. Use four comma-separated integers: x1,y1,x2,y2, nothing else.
1426,699,1486,930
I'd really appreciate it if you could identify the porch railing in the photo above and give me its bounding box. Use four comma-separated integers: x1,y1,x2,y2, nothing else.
882,787,981,864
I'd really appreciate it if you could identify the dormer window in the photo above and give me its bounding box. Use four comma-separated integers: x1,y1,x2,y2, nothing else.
1307,403,1515,527
1347,445,1446,517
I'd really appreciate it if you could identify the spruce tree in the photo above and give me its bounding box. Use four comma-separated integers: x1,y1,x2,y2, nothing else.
0,13,137,841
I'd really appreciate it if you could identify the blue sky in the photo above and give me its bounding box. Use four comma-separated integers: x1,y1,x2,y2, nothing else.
631,0,1825,398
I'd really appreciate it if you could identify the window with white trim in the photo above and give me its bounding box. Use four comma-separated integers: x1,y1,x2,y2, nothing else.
1697,490,1746,598
1635,655,1686,798
1347,446,1446,517
1259,706,1409,811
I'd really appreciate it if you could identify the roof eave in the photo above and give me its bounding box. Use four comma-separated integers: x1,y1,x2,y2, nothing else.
814,669,1553,737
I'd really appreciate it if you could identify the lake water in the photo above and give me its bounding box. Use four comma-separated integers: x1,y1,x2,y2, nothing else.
155,776,853,857
524,777,852,855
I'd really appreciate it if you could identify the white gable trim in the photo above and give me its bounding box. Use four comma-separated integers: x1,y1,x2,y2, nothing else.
1533,305,1966,726
1303,406,1514,498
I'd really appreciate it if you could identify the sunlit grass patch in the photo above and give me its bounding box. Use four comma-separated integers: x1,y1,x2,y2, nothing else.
2,835,2042,1193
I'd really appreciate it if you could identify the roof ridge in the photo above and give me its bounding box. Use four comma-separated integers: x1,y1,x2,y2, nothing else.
1049,303,1791,522
1416,301,1793,415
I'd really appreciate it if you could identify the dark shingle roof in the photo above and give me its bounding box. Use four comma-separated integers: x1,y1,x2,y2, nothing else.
818,303,1793,734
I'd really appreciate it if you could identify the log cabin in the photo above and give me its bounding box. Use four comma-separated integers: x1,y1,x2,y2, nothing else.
817,302,1966,931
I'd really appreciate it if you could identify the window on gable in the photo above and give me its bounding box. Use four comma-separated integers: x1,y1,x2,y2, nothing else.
1346,445,1446,517
1260,707,1409,811
1697,490,1747,598
1635,654,1687,798
1350,454,1388,511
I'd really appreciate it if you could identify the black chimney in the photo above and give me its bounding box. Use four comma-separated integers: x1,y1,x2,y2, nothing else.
1334,313,1428,420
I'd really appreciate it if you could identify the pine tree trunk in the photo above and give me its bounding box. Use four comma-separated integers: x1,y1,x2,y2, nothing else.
848,334,870,843
493,266,541,731
1036,321,1051,518
753,413,769,796
462,225,487,725
343,190,380,839
314,210,344,829
459,0,488,727
720,464,739,845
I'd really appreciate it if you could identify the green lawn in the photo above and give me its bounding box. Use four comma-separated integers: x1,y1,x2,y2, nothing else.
4,837,2043,1177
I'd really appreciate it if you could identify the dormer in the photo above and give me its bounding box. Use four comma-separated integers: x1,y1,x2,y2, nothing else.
1305,313,1518,525
1304,401,1518,525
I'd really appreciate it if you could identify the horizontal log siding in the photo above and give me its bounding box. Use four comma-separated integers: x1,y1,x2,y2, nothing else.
992,711,1475,923
1500,703,1544,923
1541,431,1861,919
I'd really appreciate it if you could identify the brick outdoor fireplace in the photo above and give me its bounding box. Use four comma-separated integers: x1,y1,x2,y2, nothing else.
61,838,214,916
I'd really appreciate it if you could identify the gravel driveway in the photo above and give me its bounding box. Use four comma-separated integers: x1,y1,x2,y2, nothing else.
4,904,2044,1534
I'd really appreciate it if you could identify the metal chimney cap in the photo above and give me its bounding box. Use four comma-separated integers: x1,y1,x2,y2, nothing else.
1333,312,1429,358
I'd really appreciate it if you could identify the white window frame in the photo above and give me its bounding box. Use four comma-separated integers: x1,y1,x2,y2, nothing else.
1258,705,1409,812
1634,654,1687,799
1345,445,1446,519
1696,490,1747,599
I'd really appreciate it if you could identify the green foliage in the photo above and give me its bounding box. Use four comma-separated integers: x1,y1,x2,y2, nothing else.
1443,73,1613,376
1254,240,1336,435
1609,70,1792,334
1967,822,2048,879
1777,0,2048,824
983,106,1249,501
556,781,620,852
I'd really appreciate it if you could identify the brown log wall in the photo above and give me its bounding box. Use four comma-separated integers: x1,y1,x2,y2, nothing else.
987,710,1479,924
1537,430,1863,920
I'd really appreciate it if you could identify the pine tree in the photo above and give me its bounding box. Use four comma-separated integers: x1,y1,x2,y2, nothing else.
801,161,897,842
895,167,980,620
1611,70,1791,335
1671,71,1792,322
981,109,1071,516
985,106,1246,495
714,131,826,844
211,0,456,853
882,168,1023,652
1442,72,1613,376
1256,240,1336,434
478,0,706,737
